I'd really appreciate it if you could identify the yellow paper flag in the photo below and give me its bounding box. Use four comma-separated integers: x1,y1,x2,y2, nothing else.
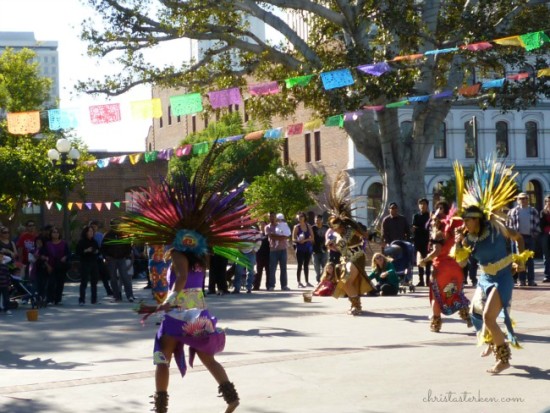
493,36,524,47
537,68,550,77
304,119,323,131
130,98,163,119
7,111,41,135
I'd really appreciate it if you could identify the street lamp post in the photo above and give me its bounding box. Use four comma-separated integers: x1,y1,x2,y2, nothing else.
47,138,80,243
471,115,478,165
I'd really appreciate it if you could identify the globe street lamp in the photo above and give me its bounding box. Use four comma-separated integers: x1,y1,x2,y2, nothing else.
47,138,80,242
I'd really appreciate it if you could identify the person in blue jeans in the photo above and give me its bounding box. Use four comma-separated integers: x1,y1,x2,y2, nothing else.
233,248,257,294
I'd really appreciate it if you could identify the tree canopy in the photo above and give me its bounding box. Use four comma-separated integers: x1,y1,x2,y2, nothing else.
0,48,90,228
78,0,550,222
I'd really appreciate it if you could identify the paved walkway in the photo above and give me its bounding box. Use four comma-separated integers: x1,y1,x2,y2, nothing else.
1,262,549,413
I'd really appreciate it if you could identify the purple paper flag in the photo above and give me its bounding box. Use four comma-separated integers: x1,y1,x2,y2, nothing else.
356,62,391,77
208,87,243,109
249,81,280,96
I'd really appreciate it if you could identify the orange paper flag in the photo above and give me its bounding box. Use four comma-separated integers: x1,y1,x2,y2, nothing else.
7,111,41,135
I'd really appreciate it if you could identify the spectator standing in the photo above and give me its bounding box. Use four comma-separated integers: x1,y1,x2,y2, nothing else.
253,221,270,291
45,227,70,305
75,225,100,305
325,225,342,264
506,193,540,286
411,198,431,287
16,220,38,278
292,212,314,288
381,203,411,246
208,252,229,295
233,237,259,294
0,226,18,268
0,252,12,315
89,220,113,296
540,195,550,283
265,212,290,291
102,219,135,302
312,215,329,282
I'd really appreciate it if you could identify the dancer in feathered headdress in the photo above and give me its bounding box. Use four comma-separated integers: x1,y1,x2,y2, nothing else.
325,171,374,315
115,141,259,412
453,155,533,375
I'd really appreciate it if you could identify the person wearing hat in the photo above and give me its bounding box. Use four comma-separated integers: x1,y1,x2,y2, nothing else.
102,218,135,302
381,202,411,246
506,193,540,286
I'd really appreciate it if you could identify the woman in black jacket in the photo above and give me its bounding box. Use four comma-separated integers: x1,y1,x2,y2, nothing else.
75,225,100,305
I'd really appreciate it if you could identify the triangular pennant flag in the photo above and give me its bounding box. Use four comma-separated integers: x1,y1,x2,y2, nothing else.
105,202,112,210
129,154,142,164
75,202,83,210
56,203,62,211
493,35,523,47
94,203,103,211
67,202,74,211
537,68,550,77
85,202,93,210
45,201,53,210
284,75,314,88
114,201,121,208
7,111,41,135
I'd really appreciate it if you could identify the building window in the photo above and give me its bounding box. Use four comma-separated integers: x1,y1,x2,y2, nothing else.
314,131,321,161
159,117,163,128
234,104,239,113
495,121,508,157
192,115,197,133
168,106,172,126
464,120,476,159
177,115,181,123
244,99,249,123
228,105,233,113
215,111,220,122
434,122,446,158
283,137,289,165
525,121,538,158
366,183,383,226
204,116,209,128
305,132,311,163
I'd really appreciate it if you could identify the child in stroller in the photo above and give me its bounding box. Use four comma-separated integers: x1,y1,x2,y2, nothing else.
383,240,416,293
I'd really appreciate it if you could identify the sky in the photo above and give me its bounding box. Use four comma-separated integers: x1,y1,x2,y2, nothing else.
0,0,190,152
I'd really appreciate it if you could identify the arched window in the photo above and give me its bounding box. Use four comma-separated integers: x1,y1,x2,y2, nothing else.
525,121,538,158
434,122,446,158
526,180,543,211
366,183,383,226
496,121,509,157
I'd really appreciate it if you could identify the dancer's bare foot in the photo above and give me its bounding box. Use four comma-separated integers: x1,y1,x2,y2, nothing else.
225,400,239,412
487,360,510,374
480,345,492,357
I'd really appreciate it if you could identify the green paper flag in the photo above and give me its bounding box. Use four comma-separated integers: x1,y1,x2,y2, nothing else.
519,31,550,51
170,93,203,116
114,201,121,208
144,151,158,163
325,115,344,127
386,100,409,108
56,203,62,211
285,75,314,88
193,142,209,155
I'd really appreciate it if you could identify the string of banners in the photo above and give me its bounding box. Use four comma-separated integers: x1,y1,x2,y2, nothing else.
43,200,128,211
5,30,550,137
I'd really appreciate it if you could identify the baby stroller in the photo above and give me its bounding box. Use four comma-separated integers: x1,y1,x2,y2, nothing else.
9,274,44,309
383,240,416,294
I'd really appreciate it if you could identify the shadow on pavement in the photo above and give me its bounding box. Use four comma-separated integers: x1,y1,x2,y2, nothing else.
0,350,87,370
508,364,550,380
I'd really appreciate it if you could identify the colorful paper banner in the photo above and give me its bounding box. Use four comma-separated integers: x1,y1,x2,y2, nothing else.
170,93,203,116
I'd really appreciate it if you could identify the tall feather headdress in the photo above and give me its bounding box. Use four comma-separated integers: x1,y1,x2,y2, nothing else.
325,171,363,231
115,140,259,265
454,154,518,237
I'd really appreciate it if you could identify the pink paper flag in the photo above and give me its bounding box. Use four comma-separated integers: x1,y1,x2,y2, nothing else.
89,103,121,124
94,203,103,211
507,72,529,80
460,42,493,52
248,81,280,96
208,87,242,109
286,123,304,136
176,145,192,157
7,111,41,135
362,105,385,111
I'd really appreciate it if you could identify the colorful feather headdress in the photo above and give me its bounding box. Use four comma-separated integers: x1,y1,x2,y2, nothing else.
115,141,259,266
325,171,364,231
453,154,518,236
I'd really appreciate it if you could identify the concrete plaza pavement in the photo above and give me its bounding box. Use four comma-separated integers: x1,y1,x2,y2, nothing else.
1,262,549,413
